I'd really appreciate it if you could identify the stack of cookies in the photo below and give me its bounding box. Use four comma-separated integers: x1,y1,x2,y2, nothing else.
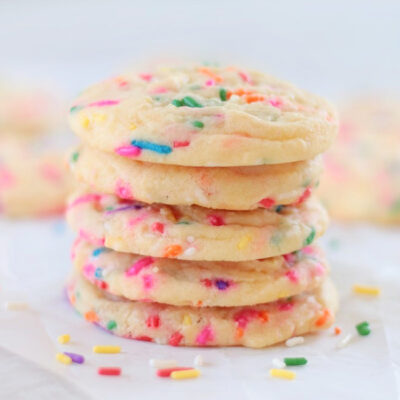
66,64,338,348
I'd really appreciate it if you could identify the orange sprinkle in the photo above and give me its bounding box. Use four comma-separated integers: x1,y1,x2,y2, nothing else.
196,300,203,307
258,311,269,323
198,67,223,83
235,327,244,340
245,94,265,104
334,326,342,335
69,293,76,306
315,309,331,327
163,245,183,258
85,310,99,323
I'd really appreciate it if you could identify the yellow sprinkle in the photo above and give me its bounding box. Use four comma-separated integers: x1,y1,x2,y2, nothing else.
269,368,296,380
56,353,72,365
93,345,121,354
129,122,137,130
237,235,252,250
57,334,70,344
92,113,107,123
353,285,380,296
80,115,90,129
171,369,201,380
182,314,192,326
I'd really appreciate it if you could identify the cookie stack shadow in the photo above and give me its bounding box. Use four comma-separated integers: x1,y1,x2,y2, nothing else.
65,65,339,348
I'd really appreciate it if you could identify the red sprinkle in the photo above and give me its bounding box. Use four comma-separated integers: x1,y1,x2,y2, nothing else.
207,214,225,226
173,141,190,148
157,367,192,378
295,187,312,205
134,335,153,342
146,315,160,328
98,367,121,376
168,331,184,346
151,222,165,234
259,197,276,208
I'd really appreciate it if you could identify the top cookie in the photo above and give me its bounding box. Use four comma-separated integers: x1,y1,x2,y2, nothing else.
69,64,338,166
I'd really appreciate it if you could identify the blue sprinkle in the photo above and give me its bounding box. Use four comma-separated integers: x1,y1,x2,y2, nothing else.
92,247,107,257
215,279,230,290
94,268,103,279
131,140,172,154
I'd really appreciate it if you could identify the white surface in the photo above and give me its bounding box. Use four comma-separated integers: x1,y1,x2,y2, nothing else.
0,218,399,399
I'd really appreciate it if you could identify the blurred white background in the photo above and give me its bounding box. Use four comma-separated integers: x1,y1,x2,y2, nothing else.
0,0,399,100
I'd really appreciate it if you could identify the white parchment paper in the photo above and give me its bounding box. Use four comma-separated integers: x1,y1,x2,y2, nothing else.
0,219,399,400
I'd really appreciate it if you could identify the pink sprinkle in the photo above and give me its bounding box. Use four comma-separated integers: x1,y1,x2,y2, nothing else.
139,73,153,82
0,168,15,188
142,274,154,290
314,263,325,276
259,197,275,208
150,86,168,94
205,79,215,86
234,309,259,328
115,145,141,157
295,187,312,206
70,236,83,260
68,194,102,209
78,229,105,246
283,252,296,264
115,179,133,200
127,213,148,227
278,302,294,311
88,100,119,107
125,257,154,276
196,325,214,345
268,98,283,109
301,246,315,255
39,164,62,182
285,269,299,283
207,214,225,226
82,263,95,280
238,71,253,84
151,222,165,234
173,141,190,148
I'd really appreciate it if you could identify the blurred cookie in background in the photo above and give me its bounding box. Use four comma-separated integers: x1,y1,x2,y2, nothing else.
0,138,73,218
0,80,64,139
318,96,400,224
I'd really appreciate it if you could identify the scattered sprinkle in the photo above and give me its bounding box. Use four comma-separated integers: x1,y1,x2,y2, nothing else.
131,140,172,155
285,336,304,347
57,334,70,344
56,353,72,365
149,359,178,369
237,235,252,250
64,352,84,364
269,368,296,380
356,321,371,336
303,227,316,246
192,120,204,128
4,301,29,311
71,151,79,163
194,355,204,367
171,369,201,380
172,99,184,107
98,367,121,376
107,320,117,330
272,358,286,369
157,367,192,378
337,333,354,349
115,145,142,157
315,309,331,327
163,244,183,258
334,326,342,335
284,357,308,366
93,345,121,354
182,96,203,108
353,285,380,296
219,88,228,101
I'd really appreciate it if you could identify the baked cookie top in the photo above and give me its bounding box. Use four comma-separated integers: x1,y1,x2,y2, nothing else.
69,64,338,166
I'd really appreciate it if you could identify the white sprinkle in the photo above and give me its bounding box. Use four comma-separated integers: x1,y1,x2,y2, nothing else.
285,336,304,347
272,358,286,369
186,236,195,243
149,359,177,369
337,333,354,349
194,355,204,366
152,267,159,273
183,247,196,256
4,301,29,311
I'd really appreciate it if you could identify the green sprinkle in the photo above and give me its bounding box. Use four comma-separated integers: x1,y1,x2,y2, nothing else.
275,205,284,213
107,320,117,330
284,357,308,366
303,227,316,246
172,99,184,107
356,321,371,336
70,105,83,113
182,96,203,108
219,88,228,101
192,120,204,128
105,206,114,212
71,151,79,163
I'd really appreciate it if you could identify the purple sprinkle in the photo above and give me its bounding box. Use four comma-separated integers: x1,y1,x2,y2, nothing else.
105,204,142,215
64,352,85,364
215,279,230,290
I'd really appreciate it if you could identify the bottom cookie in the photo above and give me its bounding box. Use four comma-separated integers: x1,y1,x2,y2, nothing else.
67,272,338,348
